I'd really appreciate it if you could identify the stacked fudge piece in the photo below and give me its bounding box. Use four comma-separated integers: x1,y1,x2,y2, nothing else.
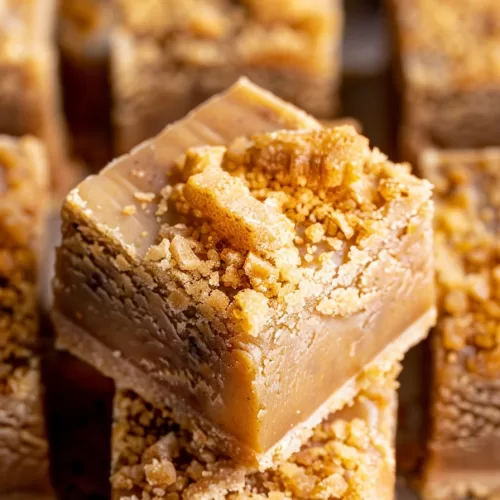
111,364,399,499
111,0,342,153
418,150,500,500
0,136,52,496
0,0,70,193
389,0,500,163
52,79,436,497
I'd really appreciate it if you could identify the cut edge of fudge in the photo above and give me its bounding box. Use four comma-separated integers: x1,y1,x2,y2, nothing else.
53,296,435,471
53,79,436,468
419,147,500,500
111,360,400,500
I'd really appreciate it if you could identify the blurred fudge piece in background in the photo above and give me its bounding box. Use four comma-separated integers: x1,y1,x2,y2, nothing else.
389,0,500,163
0,0,71,194
111,0,342,153
420,148,500,500
0,135,53,497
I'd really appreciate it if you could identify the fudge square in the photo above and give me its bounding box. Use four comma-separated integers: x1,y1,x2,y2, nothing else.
420,149,500,500
389,0,500,162
0,0,70,192
112,0,341,153
0,136,52,495
53,79,436,467
111,362,400,500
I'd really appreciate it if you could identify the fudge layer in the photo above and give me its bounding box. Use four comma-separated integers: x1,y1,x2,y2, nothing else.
53,79,436,466
112,0,341,153
0,0,70,192
111,362,400,500
420,149,500,499
0,136,52,495
388,0,500,162
58,0,113,171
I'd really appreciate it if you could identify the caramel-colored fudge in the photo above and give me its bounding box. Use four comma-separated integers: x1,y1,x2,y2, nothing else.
0,136,53,496
112,0,342,153
53,79,435,467
0,0,69,192
111,363,399,500
420,149,500,499
58,0,113,171
389,0,500,162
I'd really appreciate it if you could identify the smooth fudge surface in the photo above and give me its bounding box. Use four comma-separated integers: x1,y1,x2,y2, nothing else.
389,0,500,160
53,79,435,466
420,149,500,500
111,362,399,500
0,0,69,192
0,136,52,494
112,0,341,152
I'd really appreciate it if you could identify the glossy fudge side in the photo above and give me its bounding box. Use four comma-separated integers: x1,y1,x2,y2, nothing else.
420,149,500,500
112,0,341,152
0,0,70,192
388,0,500,163
58,0,113,171
53,80,435,467
111,363,400,500
0,136,53,496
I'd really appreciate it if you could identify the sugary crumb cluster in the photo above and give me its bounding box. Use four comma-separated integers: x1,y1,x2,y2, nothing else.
424,151,500,377
397,0,500,88
116,0,337,75
111,366,397,500
0,136,46,394
126,126,431,337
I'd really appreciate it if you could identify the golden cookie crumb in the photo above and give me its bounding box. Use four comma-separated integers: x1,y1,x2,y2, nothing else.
122,205,137,216
134,191,156,203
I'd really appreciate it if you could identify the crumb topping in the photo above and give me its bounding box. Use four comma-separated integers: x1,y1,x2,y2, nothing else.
0,136,46,395
423,150,500,377
111,367,397,500
137,126,431,338
123,205,137,216
396,0,500,89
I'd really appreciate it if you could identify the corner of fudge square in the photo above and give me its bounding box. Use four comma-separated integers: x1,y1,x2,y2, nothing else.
52,78,436,467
